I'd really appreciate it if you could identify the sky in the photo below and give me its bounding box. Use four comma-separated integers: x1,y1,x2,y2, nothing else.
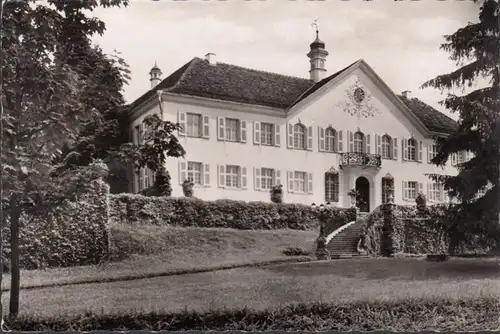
92,0,480,118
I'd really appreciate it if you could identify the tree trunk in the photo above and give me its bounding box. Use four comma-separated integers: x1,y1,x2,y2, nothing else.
9,195,20,317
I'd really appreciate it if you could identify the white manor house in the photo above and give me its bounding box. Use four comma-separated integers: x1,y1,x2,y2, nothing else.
127,31,474,212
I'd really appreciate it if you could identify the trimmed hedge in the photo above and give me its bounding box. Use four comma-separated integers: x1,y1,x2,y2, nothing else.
5,298,499,331
109,194,355,231
2,180,110,270
360,203,494,256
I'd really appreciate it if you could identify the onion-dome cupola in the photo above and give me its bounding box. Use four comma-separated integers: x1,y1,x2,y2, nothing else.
307,23,329,83
149,61,162,89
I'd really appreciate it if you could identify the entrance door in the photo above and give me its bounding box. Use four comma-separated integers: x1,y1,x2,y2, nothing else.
355,176,370,212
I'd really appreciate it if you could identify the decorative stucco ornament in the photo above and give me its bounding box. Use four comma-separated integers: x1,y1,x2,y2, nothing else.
337,77,381,120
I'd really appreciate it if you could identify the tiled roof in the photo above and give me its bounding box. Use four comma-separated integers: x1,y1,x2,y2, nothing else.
397,95,458,134
130,57,458,134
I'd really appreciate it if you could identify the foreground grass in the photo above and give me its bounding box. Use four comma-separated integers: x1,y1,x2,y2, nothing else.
1,225,317,290
4,257,500,318
5,297,500,331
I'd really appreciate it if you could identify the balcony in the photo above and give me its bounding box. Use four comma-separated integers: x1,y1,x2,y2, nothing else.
340,152,382,168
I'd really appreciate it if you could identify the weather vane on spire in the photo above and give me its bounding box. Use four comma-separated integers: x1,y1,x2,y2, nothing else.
311,19,320,39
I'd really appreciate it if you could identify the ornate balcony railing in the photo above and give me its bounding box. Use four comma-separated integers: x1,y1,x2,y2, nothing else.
340,152,382,168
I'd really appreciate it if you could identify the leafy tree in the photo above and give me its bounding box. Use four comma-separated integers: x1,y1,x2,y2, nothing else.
0,0,185,320
0,0,135,318
422,0,500,252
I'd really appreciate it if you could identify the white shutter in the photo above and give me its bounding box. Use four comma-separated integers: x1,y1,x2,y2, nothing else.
202,115,210,138
307,173,313,194
275,170,281,186
427,144,432,163
318,127,325,152
217,117,225,141
338,130,344,152
254,167,261,190
287,123,294,148
376,135,381,155
241,167,247,189
287,171,294,193
179,161,187,185
427,183,431,200
274,125,281,147
366,134,371,153
403,181,408,200
348,131,354,152
418,182,423,195
178,112,186,136
392,137,398,160
218,165,226,187
307,126,313,150
203,164,210,186
402,138,408,161
451,153,457,166
418,141,423,162
253,121,261,145
240,120,247,143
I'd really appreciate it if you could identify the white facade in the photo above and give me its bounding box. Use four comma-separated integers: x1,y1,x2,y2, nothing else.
129,59,466,212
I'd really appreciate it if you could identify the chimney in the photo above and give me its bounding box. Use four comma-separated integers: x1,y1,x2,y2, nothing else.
205,53,217,66
402,90,412,99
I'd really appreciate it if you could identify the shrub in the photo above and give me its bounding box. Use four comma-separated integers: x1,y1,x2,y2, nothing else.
182,179,194,197
270,184,283,203
282,246,311,256
1,179,109,270
154,168,172,196
109,194,356,231
5,298,499,331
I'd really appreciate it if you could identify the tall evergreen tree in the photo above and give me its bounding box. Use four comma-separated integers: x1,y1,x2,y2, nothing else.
422,0,500,251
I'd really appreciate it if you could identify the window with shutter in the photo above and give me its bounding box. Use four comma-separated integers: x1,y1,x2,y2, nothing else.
240,121,247,143
307,126,313,150
218,165,226,187
324,127,336,152
392,137,398,160
179,161,187,185
178,112,187,136
203,164,210,186
307,173,313,193
293,124,306,150
287,171,294,193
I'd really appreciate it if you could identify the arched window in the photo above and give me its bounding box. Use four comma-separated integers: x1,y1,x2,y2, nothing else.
407,138,417,161
381,135,392,159
325,127,336,152
293,124,306,150
354,131,364,153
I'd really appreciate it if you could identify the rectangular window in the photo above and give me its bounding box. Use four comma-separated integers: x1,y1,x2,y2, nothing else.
226,165,241,188
381,178,394,204
260,123,274,146
134,125,141,145
428,183,442,202
225,118,240,142
406,181,418,200
293,171,307,193
261,168,274,189
325,173,339,202
186,113,202,137
187,162,203,185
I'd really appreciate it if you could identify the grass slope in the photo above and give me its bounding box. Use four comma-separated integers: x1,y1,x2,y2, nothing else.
1,225,317,290
5,257,500,318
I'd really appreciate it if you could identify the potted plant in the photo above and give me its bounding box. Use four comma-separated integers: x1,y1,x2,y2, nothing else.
270,184,283,203
182,178,194,197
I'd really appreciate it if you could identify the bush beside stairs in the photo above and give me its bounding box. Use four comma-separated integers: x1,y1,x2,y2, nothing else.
326,216,369,259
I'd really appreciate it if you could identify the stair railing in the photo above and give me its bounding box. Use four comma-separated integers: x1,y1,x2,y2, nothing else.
325,221,356,245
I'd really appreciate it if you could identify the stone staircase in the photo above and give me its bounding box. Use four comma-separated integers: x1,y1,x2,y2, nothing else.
326,216,369,259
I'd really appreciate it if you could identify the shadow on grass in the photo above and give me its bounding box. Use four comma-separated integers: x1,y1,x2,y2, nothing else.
264,257,500,281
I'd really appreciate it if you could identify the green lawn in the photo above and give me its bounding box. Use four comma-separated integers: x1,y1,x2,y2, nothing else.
6,257,500,318
1,225,317,290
